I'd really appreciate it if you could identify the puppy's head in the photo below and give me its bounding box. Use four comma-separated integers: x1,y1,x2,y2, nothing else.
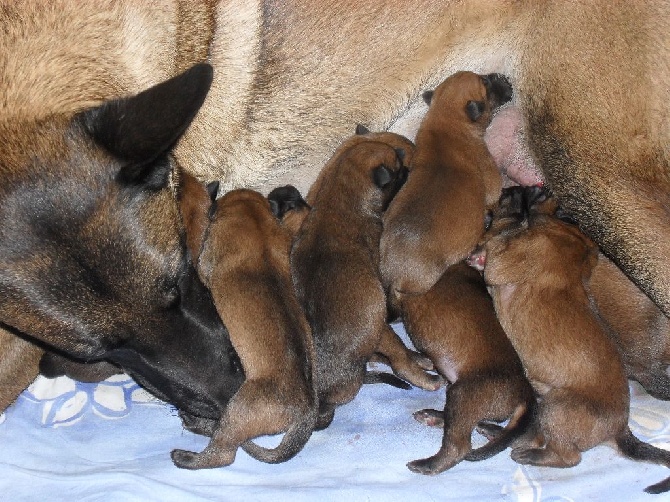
198,189,275,281
354,125,416,170
268,185,311,236
423,71,513,129
0,64,243,418
348,142,408,211
268,185,310,219
469,186,596,285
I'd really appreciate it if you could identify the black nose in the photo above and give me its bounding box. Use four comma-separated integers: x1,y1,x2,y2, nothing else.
484,73,513,106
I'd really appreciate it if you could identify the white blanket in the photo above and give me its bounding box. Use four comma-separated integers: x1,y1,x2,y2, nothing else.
1,324,668,501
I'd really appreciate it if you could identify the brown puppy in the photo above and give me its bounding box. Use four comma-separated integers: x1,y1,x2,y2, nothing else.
306,127,433,372
380,71,512,299
268,182,420,389
292,139,442,429
489,186,670,401
402,261,535,475
171,188,317,469
470,189,670,494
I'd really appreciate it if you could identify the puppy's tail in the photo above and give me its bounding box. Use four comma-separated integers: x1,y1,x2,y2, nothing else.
616,428,670,494
241,407,318,464
465,399,535,462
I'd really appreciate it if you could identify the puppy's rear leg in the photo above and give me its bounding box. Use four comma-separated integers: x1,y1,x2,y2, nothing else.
408,379,483,474
376,326,442,390
171,379,291,469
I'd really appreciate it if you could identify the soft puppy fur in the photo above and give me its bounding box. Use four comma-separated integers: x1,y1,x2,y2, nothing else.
470,187,670,494
292,137,442,429
171,188,317,469
402,261,535,475
380,71,512,299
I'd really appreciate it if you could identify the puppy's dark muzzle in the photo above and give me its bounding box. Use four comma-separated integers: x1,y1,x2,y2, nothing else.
484,73,513,109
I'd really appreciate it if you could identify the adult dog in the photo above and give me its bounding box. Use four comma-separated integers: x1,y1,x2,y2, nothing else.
0,2,667,412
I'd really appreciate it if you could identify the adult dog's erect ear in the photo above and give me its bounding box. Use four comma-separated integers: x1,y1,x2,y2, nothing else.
80,63,214,188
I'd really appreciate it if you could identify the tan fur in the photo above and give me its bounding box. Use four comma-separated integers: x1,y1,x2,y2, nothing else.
402,261,534,475
172,189,317,468
380,72,506,299
291,137,441,429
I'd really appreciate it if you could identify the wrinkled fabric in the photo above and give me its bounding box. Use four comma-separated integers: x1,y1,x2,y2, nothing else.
0,324,668,501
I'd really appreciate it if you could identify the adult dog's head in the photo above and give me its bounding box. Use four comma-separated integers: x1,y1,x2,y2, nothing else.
0,64,243,419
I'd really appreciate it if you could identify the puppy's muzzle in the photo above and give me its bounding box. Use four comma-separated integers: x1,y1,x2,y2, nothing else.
484,73,513,108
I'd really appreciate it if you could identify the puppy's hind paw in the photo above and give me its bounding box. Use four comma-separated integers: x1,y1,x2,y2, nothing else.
171,449,201,470
407,457,444,476
413,408,444,428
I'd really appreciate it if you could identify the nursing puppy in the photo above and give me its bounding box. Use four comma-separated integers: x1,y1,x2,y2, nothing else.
402,261,535,475
292,139,442,429
470,191,670,494
380,71,512,299
172,188,317,469
497,186,670,401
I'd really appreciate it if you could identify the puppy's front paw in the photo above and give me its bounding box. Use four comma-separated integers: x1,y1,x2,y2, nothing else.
171,449,201,469
413,408,444,428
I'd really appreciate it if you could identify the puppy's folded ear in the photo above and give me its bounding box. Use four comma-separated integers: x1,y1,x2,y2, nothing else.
466,100,485,121
81,63,214,190
355,124,371,135
373,165,393,188
394,148,406,164
422,90,434,105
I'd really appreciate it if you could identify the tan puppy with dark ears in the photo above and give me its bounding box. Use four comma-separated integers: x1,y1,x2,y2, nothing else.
171,188,318,469
402,261,535,475
268,181,422,389
292,139,442,430
380,71,512,300
470,190,670,495
496,186,670,401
